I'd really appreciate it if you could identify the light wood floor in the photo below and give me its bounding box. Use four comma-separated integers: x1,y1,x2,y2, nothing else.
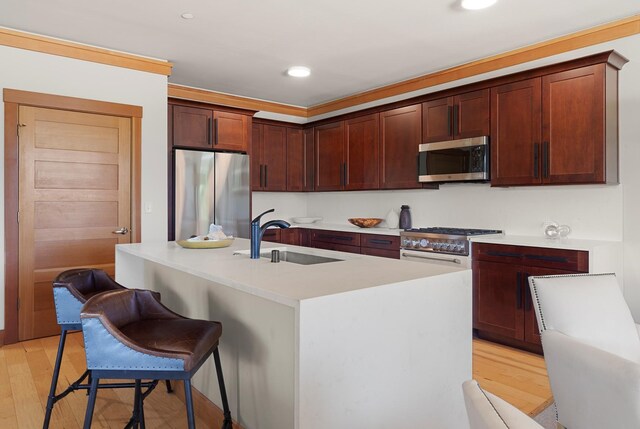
474,338,553,416
0,333,553,428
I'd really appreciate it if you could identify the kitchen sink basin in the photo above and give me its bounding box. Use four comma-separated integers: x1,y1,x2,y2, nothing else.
259,250,342,265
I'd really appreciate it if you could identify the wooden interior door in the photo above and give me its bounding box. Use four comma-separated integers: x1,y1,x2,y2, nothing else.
18,106,132,340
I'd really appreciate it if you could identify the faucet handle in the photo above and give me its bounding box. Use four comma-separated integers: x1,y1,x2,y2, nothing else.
251,208,275,224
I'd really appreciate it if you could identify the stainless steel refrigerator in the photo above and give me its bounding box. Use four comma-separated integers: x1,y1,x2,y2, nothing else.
173,149,250,240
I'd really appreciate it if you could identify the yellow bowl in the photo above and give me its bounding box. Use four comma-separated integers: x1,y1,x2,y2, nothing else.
348,218,383,228
176,238,234,249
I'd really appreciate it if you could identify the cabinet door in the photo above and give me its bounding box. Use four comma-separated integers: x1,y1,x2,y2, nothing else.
172,105,213,149
473,260,525,341
542,64,605,184
422,97,452,143
455,89,490,139
281,228,300,245
315,121,345,191
262,125,287,191
491,78,542,186
286,128,304,191
380,105,422,189
303,129,315,191
251,124,263,190
213,111,249,152
345,114,379,190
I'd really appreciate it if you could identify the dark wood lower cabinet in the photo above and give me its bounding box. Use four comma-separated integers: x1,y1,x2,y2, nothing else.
263,228,399,259
472,243,589,354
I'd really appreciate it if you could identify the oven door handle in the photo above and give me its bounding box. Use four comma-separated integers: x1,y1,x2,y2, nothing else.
401,252,462,265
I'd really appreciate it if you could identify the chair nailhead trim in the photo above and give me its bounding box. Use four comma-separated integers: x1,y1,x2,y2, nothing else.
529,272,615,333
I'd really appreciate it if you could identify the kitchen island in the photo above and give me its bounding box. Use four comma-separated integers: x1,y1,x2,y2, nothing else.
115,239,472,429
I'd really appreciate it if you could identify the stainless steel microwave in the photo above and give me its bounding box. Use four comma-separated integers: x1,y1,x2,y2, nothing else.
418,136,489,183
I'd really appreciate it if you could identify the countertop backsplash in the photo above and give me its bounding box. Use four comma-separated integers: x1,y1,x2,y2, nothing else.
253,182,623,241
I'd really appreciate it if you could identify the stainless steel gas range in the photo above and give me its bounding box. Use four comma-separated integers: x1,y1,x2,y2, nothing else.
400,227,503,267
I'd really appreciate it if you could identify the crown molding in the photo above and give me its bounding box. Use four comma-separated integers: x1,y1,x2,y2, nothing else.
168,84,307,117
0,26,173,76
306,14,640,117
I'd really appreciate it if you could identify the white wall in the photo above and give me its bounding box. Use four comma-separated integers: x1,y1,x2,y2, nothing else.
0,45,168,330
255,33,640,318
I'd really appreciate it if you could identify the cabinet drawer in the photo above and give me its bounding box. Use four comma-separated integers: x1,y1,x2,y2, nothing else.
360,247,399,259
262,229,281,243
311,240,360,254
310,230,361,246
361,234,400,251
473,243,588,272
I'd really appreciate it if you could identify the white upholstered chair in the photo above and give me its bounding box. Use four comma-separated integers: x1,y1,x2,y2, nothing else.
462,380,544,429
528,273,640,429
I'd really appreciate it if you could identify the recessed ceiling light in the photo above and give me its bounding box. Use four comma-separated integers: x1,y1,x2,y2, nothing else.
461,0,497,10
287,66,311,78
181,12,194,19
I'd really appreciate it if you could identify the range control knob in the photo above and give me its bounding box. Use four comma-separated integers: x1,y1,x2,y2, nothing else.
411,240,420,248
419,239,429,248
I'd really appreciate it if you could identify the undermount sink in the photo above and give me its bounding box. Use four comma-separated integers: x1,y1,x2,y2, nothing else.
259,250,342,265
234,248,343,265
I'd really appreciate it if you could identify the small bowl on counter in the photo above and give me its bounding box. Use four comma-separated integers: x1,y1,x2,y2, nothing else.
348,218,383,228
291,217,323,224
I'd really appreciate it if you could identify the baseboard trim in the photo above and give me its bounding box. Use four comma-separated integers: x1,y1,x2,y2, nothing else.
172,380,243,429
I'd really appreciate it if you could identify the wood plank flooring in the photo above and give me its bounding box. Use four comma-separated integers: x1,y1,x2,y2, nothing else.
0,333,553,428
473,338,553,416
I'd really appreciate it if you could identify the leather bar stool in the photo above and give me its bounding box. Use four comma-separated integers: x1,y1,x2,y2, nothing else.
45,269,171,429
80,288,232,429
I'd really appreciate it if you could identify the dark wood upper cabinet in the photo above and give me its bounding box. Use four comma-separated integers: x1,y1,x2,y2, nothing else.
315,121,345,191
491,60,622,187
303,129,315,192
422,97,452,143
251,124,263,191
542,65,607,184
172,105,214,149
314,115,379,191
286,128,304,191
252,124,287,191
171,104,250,152
456,89,490,139
213,111,249,152
379,104,422,189
491,78,542,186
344,114,379,190
422,89,489,143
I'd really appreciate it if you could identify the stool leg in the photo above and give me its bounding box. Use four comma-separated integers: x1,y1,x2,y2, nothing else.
83,376,100,429
138,379,146,429
213,349,232,429
43,329,68,429
184,380,196,429
165,380,173,393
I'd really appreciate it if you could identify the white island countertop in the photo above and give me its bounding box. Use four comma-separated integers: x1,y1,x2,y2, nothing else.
116,238,464,308
115,238,472,429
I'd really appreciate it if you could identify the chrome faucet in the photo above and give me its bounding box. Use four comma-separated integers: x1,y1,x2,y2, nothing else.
250,209,290,259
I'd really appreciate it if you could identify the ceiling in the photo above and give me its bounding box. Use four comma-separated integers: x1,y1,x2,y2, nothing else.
1,1,638,108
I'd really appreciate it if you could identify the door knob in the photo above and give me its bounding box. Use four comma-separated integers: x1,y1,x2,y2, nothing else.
112,227,129,235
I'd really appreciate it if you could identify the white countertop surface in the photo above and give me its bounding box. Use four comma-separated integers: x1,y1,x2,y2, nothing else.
117,238,465,308
470,234,621,251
